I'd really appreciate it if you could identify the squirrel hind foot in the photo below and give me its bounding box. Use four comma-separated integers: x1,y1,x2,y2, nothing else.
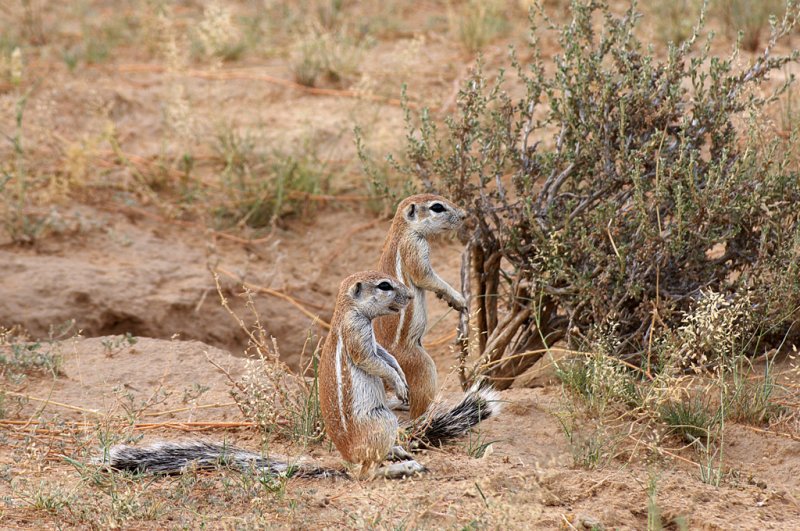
386,396,410,411
358,458,427,480
376,459,427,480
386,445,413,462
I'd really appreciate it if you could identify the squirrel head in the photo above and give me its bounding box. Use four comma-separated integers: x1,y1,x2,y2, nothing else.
339,271,413,320
395,194,466,238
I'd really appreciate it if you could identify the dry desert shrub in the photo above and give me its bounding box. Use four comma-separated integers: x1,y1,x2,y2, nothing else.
372,0,800,390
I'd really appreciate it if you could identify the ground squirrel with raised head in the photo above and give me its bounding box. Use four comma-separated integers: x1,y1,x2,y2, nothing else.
317,270,426,479
374,193,498,430
105,271,426,480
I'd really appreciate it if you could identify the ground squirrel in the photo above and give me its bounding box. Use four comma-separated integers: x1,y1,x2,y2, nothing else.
318,270,426,479
374,194,472,418
104,271,426,480
104,259,498,478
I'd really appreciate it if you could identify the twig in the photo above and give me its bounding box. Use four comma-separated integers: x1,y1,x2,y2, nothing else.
205,351,247,395
215,267,331,329
141,402,239,418
133,421,260,430
424,330,457,349
108,204,274,245
112,64,413,108
0,418,271,432
3,391,102,416
739,424,800,441
561,514,579,530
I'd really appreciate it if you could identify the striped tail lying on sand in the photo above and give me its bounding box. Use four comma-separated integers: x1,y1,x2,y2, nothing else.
103,440,343,478
103,384,500,476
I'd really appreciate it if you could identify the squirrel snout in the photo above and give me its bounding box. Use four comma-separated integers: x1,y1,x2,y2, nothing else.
398,288,414,306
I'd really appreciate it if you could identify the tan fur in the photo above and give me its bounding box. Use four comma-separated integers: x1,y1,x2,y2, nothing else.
318,271,415,479
374,194,467,418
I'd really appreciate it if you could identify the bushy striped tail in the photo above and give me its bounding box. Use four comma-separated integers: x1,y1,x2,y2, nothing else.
103,441,343,478
408,384,501,447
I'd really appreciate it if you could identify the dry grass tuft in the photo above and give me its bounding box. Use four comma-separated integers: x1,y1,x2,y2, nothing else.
211,274,324,445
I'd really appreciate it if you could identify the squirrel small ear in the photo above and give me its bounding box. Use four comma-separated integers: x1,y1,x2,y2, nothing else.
351,281,362,299
406,204,416,219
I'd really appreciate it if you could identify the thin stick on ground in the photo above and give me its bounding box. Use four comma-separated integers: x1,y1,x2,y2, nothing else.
112,64,413,108
142,402,239,417
3,391,103,416
215,267,331,329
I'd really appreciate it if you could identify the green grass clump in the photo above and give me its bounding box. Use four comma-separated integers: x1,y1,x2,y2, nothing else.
714,0,786,51
659,396,719,443
212,127,330,229
451,0,508,53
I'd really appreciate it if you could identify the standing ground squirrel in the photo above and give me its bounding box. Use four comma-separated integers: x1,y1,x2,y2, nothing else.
374,194,498,430
104,271,426,480
318,270,426,479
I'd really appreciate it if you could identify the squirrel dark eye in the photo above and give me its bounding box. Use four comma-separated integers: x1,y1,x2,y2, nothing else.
430,203,446,213
377,281,393,291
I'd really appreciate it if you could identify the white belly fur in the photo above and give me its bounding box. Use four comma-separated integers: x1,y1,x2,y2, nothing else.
348,358,388,419
394,250,427,348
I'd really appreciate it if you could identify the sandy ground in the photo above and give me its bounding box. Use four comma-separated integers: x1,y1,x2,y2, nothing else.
1,204,800,529
2,328,800,529
2,1,800,529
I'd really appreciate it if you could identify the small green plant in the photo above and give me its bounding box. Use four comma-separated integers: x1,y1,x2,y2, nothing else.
290,30,363,87
647,472,662,531
714,0,786,51
60,13,138,70
659,395,718,443
194,1,247,62
464,429,497,458
0,328,65,380
697,437,724,486
554,348,637,414
112,384,171,425
213,277,325,445
13,480,75,516
451,0,508,53
31,485,73,515
312,0,346,30
237,465,291,499
1,91,51,244
555,412,617,470
725,353,784,425
0,46,23,84
653,0,702,45
698,376,727,486
64,457,167,525
101,333,138,357
212,127,329,229
181,382,211,403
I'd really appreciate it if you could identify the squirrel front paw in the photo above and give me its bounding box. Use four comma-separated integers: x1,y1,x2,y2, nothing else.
448,293,467,312
436,291,467,312
394,380,409,405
